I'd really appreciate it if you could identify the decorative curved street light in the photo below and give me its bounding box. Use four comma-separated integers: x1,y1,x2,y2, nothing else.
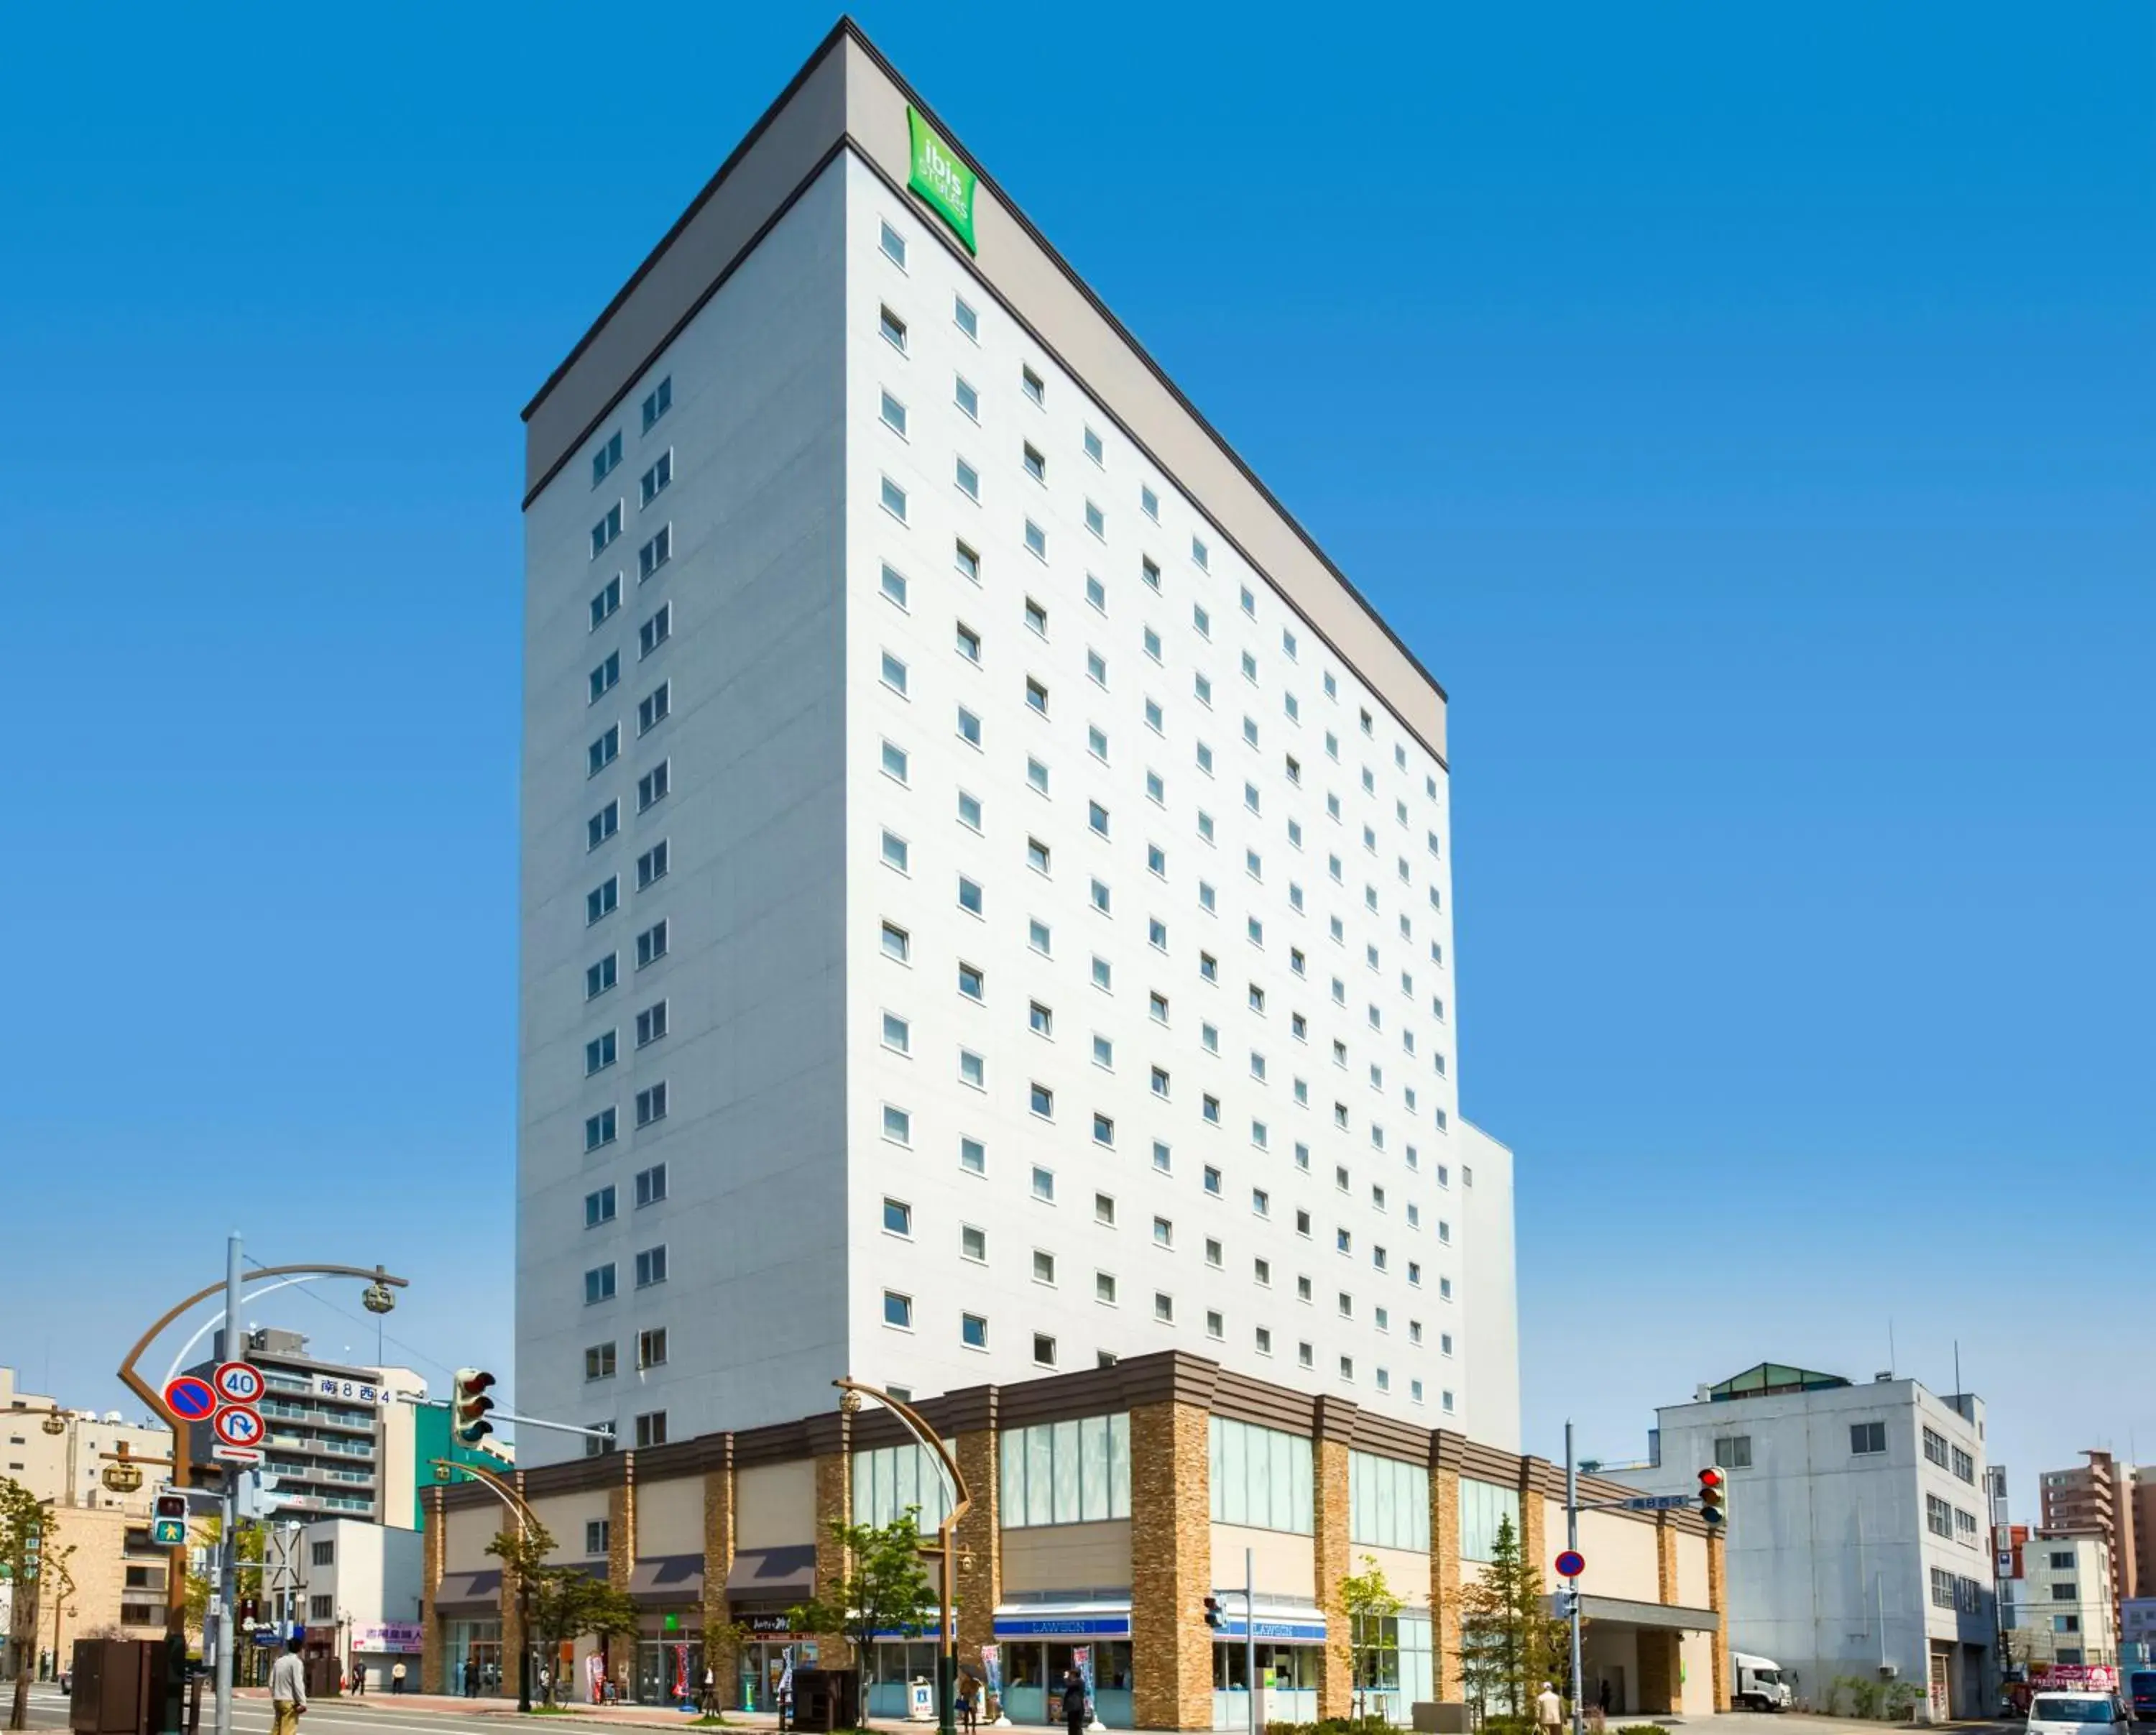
116,1258,410,1640
429,1457,541,1714
834,1379,973,1735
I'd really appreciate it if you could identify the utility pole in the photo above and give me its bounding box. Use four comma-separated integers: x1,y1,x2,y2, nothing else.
1245,1547,1256,1735
1566,1422,1583,1735
214,1233,241,1735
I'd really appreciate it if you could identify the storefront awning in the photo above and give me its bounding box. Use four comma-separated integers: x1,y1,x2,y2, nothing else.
993,1601,1133,1639
432,1569,502,1613
1540,1593,1719,1633
726,1545,816,1602
631,1555,706,1604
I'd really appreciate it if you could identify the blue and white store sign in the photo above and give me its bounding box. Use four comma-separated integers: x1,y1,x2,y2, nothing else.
992,1603,1133,1639
1212,1611,1327,1644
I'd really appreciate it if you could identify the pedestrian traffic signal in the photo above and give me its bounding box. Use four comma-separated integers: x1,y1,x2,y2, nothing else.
452,1368,497,1444
152,1491,188,1546
1202,1596,1224,1632
1557,1588,1580,1619
1697,1465,1728,1529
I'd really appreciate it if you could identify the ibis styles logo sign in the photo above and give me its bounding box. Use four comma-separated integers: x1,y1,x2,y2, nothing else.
908,106,977,254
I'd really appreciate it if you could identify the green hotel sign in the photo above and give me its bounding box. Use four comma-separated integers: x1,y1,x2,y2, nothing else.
907,106,977,254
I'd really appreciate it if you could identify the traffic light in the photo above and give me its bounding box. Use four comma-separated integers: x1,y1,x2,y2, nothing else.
1557,1588,1581,1619
452,1368,497,1444
1697,1465,1728,1529
152,1491,189,1546
1202,1596,1224,1632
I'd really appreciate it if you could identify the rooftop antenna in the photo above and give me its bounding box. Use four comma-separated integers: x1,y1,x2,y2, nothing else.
1953,1340,1962,1401
1888,1318,1897,1379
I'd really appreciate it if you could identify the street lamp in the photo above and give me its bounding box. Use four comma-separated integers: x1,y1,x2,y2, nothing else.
431,1458,540,1714
834,1379,972,1735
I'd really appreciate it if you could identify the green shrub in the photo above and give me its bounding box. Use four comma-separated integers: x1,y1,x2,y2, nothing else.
1614,1725,1667,1735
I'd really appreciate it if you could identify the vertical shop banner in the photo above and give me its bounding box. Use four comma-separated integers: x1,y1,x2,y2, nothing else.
908,106,977,253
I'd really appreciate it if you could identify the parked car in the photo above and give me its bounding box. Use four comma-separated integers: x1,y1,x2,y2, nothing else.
2027,1692,2130,1735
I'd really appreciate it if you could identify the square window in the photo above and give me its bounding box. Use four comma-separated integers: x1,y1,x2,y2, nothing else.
957,789,983,831
961,1314,989,1350
955,456,980,500
955,376,979,420
882,1197,913,1235
955,540,980,582
960,1136,986,1174
954,295,979,339
882,1104,912,1145
1025,520,1047,559
879,220,908,266
1096,1271,1118,1304
880,390,908,437
959,1049,986,1088
1022,365,1045,405
880,305,908,351
586,955,618,1000
1154,1292,1175,1322
961,1224,987,1261
880,476,908,521
1030,1081,1055,1118
1033,1332,1057,1366
882,830,909,873
1031,1164,1055,1200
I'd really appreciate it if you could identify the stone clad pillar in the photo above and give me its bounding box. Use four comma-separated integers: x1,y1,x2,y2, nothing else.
701,1437,737,1708
1654,1514,1677,1605
1130,1387,1213,1731
499,1471,529,1695
1708,1533,1730,1710
609,1452,637,1592
420,1484,448,1693
1313,1396,1357,1719
1429,1437,1462,1703
949,1392,1000,1681
808,1408,854,1667
1517,1458,1549,1588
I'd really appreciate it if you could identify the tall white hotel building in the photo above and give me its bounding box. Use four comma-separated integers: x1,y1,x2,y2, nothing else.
514,22,1520,1471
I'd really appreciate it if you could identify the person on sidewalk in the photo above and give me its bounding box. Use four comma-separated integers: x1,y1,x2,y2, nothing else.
391,1661,407,1695
957,1672,980,1734
1535,1682,1563,1735
270,1638,308,1735
1061,1666,1088,1735
351,1662,367,1697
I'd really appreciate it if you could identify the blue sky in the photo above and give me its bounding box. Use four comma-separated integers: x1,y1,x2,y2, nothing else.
2,4,2148,1514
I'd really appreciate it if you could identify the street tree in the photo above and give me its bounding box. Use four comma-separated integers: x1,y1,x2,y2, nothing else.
1341,1554,1404,1721
1455,1514,1567,1721
485,1517,640,1705
788,1509,937,1725
2,1478,50,1733
183,1515,264,1637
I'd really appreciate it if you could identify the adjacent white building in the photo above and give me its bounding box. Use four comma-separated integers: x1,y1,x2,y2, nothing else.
2011,1536,2119,1669
512,27,1516,1465
272,1517,424,1682
1628,1363,1996,1720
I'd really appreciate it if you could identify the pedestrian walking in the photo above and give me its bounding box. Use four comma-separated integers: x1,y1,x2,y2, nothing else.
957,1672,980,1734
1535,1681,1563,1735
391,1660,407,1695
270,1637,308,1735
351,1662,367,1697
701,1665,718,1717
1061,1665,1089,1735
464,1652,481,1697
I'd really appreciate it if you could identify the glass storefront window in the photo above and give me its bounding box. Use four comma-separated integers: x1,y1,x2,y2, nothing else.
854,1442,954,1528
1459,1478,1522,1563
997,1641,1133,1726
444,1621,503,1697
1209,1417,1314,1533
1000,1413,1131,1527
1349,1452,1431,1551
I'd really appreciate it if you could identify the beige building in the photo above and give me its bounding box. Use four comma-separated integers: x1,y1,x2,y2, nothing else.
8,1501,174,1672
2,1366,172,1515
423,1352,1726,1728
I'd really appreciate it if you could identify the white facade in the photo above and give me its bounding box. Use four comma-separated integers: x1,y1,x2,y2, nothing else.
515,45,1514,1465
280,1517,424,1676
1631,1371,1995,1716
2014,1537,2118,1667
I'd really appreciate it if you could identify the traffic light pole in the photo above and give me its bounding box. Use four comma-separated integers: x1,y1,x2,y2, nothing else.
1565,1422,1583,1735
213,1233,241,1735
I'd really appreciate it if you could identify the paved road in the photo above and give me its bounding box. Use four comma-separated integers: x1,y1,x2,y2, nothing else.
4,1685,2024,1735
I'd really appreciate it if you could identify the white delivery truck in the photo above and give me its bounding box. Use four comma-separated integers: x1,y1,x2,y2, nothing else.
1733,1654,1793,1711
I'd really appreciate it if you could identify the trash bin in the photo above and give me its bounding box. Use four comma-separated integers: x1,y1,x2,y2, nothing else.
791,1668,860,1732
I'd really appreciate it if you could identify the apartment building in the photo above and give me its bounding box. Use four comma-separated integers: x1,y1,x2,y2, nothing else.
1628,1362,1996,1720
185,1330,424,1528
514,21,1514,1464
1,1366,171,1515
2008,1535,2117,1670
2040,1452,2151,1628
